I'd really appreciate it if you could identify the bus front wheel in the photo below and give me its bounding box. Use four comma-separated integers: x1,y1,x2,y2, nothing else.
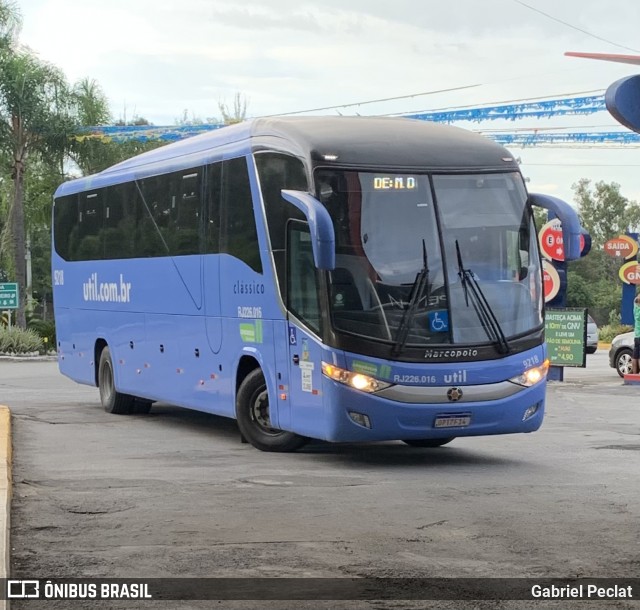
403,438,455,448
236,369,307,452
98,346,135,414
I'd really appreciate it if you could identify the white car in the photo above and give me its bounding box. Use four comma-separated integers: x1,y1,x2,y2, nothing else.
609,331,634,377
586,314,599,354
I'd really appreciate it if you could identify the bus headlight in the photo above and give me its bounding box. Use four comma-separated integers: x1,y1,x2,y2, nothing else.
322,362,392,393
509,359,550,387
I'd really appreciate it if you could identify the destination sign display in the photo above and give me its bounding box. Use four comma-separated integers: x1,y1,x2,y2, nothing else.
372,175,418,191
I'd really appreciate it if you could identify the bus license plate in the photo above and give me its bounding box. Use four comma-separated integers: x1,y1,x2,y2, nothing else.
434,415,471,428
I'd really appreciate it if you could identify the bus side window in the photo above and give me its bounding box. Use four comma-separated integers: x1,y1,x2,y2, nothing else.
75,191,104,260
138,175,172,257
103,184,137,259
220,157,262,273
53,194,77,261
255,153,307,290
173,169,201,256
287,221,321,334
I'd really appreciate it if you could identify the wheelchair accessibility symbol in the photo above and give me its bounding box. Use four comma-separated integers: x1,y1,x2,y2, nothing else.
428,310,449,333
289,326,297,345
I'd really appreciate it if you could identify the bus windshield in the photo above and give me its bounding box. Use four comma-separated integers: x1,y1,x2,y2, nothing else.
315,170,542,350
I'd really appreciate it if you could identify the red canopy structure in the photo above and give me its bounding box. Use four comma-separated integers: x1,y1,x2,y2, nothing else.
565,51,640,66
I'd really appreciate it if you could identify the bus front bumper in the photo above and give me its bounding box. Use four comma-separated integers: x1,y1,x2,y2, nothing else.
320,377,546,442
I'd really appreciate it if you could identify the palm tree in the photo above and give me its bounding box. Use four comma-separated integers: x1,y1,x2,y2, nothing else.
0,1,20,301
68,77,114,175
218,93,248,125
0,0,20,49
0,47,75,327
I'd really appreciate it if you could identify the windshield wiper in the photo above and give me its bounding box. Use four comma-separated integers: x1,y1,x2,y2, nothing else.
392,240,430,357
455,240,510,355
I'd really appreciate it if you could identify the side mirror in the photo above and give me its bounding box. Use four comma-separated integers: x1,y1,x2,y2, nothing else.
528,193,584,261
281,189,335,270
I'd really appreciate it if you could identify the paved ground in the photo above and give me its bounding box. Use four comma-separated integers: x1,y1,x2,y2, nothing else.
2,351,640,609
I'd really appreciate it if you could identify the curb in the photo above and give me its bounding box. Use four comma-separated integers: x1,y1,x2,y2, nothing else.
0,407,10,610
0,355,57,362
598,342,612,350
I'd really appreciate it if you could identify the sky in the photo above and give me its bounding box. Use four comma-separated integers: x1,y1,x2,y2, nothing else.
17,0,640,206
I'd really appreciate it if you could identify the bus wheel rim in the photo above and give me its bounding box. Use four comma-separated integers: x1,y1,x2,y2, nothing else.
250,387,280,435
101,361,113,403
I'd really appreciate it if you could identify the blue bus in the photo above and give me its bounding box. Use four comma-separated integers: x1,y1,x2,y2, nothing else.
52,117,583,452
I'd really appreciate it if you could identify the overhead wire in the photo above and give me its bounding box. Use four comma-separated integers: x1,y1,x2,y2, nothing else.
252,87,606,120
510,0,640,54
251,0,637,120
253,83,483,118
252,84,607,120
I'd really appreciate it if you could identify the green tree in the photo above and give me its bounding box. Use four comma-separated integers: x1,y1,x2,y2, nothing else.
218,93,248,125
566,271,593,310
572,179,640,248
568,179,640,325
22,158,60,309
0,1,19,282
532,206,549,237
0,170,12,280
0,0,19,48
114,114,151,127
0,47,76,327
175,109,204,126
68,78,112,175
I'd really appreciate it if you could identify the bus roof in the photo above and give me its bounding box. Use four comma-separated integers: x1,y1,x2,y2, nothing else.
55,116,519,198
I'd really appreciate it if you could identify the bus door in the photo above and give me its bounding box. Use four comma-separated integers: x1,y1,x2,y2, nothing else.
285,221,325,436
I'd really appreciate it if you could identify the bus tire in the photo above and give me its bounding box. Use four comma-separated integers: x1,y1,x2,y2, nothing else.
98,346,135,415
236,368,307,452
402,438,455,448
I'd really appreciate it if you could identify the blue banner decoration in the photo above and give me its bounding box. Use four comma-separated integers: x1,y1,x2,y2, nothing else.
401,95,606,123
73,94,640,147
77,123,225,143
488,131,640,146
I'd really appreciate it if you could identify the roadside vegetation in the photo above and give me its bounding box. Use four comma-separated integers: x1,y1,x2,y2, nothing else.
0,325,43,354
599,323,633,344
566,179,640,334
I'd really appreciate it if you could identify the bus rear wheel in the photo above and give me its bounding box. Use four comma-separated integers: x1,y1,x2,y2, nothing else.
403,438,455,448
236,368,307,452
98,346,135,414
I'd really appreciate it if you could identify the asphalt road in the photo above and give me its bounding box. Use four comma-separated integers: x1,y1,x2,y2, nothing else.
2,350,640,609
